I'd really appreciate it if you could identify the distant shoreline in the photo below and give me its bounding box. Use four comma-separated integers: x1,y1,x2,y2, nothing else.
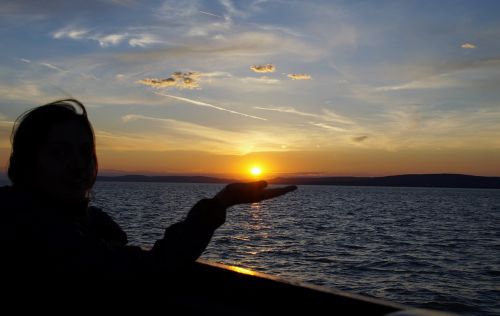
96,174,500,189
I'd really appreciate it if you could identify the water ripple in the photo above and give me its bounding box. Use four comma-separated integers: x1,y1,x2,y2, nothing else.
92,183,500,316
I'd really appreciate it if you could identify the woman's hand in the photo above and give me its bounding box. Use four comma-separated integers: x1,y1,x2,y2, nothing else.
214,180,297,208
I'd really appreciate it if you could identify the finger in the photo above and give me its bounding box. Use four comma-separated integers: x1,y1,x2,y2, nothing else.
259,185,297,200
252,180,268,189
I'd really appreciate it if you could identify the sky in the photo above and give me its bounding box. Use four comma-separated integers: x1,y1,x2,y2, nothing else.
0,0,499,179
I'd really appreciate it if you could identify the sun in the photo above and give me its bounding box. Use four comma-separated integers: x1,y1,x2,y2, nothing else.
250,166,262,177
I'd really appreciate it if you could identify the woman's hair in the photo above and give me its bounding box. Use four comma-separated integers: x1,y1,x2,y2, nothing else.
8,99,98,191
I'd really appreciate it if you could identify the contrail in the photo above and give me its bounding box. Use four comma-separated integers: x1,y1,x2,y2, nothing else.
40,63,66,72
199,10,223,18
155,92,267,121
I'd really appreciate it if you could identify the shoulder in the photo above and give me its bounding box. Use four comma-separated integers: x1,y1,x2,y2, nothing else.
0,186,34,211
87,206,107,217
0,185,14,197
86,206,128,246
86,206,117,227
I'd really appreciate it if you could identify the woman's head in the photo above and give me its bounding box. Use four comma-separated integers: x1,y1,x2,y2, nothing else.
8,99,98,202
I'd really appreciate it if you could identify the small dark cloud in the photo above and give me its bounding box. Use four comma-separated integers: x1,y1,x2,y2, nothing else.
137,71,201,89
352,135,368,142
137,77,176,88
250,64,276,73
287,73,311,80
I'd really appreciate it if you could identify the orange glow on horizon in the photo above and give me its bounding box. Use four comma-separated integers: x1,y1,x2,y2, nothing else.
21,148,497,179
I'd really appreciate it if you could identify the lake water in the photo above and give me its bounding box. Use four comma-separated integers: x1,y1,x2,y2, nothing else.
90,182,499,316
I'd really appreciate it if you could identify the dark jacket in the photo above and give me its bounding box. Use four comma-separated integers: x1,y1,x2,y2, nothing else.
0,185,225,285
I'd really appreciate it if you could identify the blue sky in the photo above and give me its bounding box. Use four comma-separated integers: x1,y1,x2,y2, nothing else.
1,0,499,177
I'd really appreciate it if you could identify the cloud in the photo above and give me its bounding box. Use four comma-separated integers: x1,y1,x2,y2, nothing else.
121,115,239,146
53,27,90,40
370,107,500,151
0,1,129,17
137,71,202,90
352,135,368,142
172,71,202,80
240,76,281,85
461,43,476,49
180,77,199,89
17,58,66,72
287,73,312,80
250,64,276,73
137,78,177,88
0,82,43,101
97,33,128,47
137,71,231,90
154,92,267,120
373,76,458,91
373,58,500,92
0,113,13,125
52,26,160,48
52,26,126,47
0,114,14,148
118,114,285,154
309,122,347,132
128,34,161,47
118,31,323,62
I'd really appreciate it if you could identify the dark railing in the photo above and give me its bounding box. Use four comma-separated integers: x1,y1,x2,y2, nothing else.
164,259,457,315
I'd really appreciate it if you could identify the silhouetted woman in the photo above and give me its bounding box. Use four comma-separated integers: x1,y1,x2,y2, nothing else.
0,99,296,286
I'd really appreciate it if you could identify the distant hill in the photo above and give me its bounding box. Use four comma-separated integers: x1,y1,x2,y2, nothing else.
97,175,236,184
97,173,500,189
269,174,500,189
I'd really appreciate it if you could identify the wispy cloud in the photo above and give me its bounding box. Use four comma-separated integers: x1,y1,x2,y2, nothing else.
154,92,267,120
94,129,166,151
0,113,13,126
309,122,348,132
240,76,281,85
52,25,160,48
121,114,239,146
118,31,322,62
97,33,128,47
250,64,276,73
371,107,500,150
53,27,90,40
128,34,161,47
53,26,126,47
373,75,457,91
119,114,285,154
0,82,43,101
373,58,500,92
0,114,14,148
287,73,311,80
17,58,66,72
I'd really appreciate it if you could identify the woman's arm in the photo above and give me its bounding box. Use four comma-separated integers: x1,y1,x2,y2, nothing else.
151,181,297,269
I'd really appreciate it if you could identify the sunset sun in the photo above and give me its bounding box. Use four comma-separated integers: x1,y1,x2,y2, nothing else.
250,166,262,177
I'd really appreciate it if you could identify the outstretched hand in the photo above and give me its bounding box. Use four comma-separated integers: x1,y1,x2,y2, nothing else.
214,180,297,208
